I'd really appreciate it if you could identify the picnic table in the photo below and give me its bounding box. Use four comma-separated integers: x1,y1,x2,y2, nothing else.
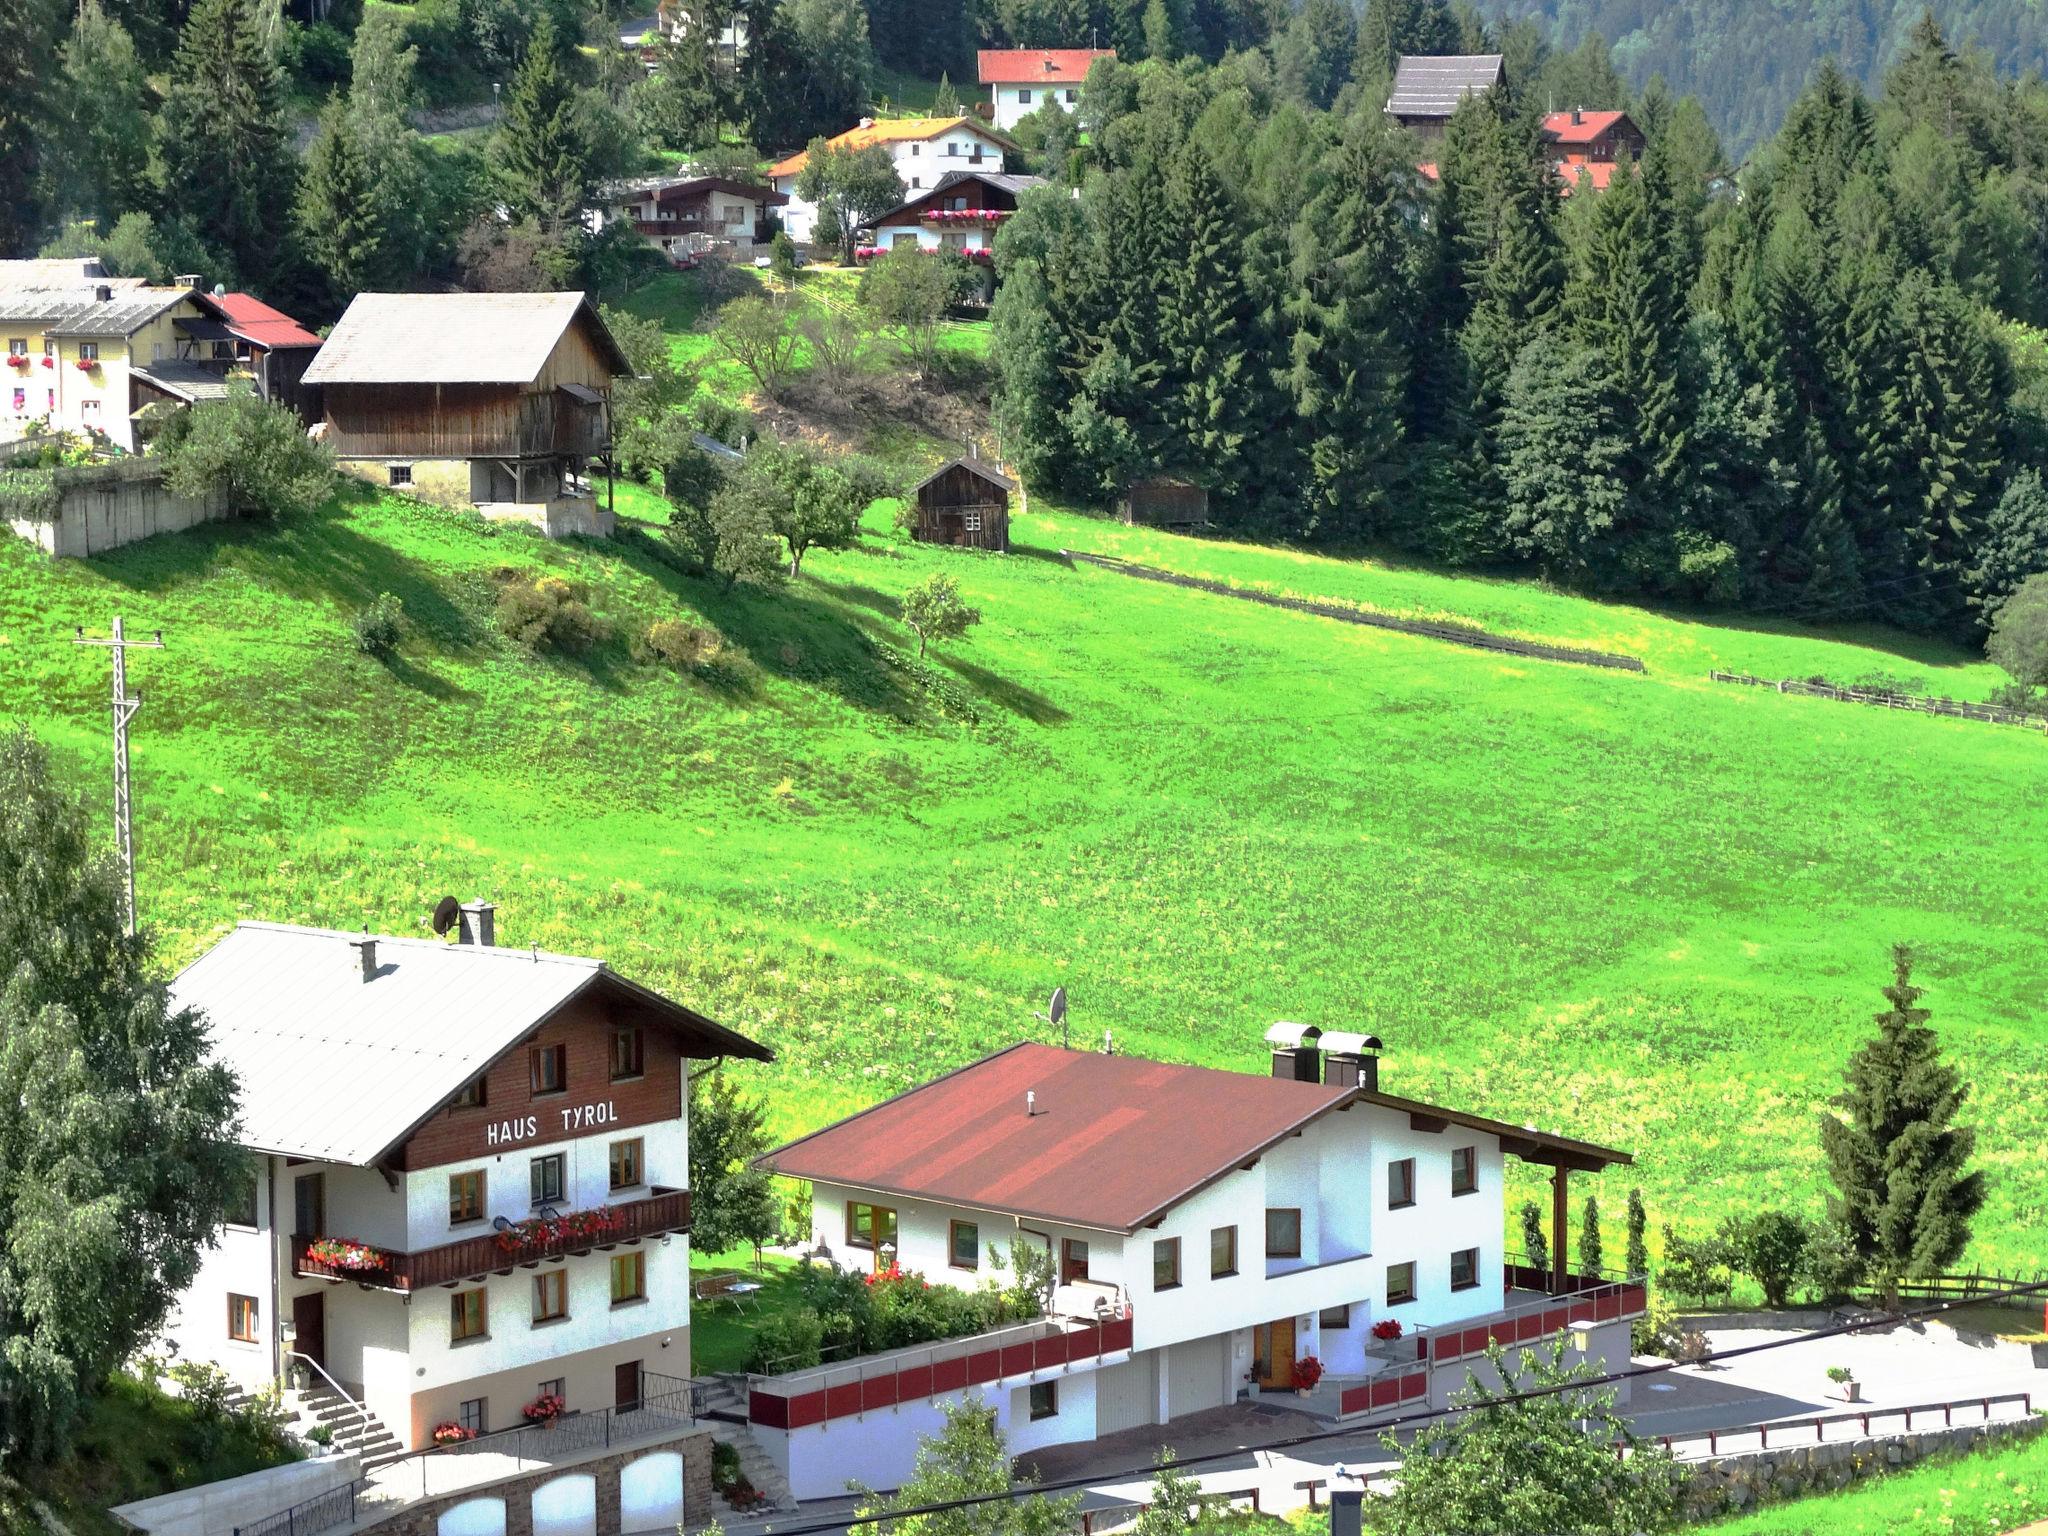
695,1272,765,1311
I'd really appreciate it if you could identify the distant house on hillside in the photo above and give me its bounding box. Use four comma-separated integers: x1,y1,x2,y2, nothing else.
1541,108,1644,196
868,171,1045,255
603,174,788,259
1384,54,1505,138
769,117,1016,243
302,291,631,538
912,456,1013,552
976,48,1114,132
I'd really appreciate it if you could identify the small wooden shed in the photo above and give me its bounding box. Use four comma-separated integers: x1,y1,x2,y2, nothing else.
912,457,1014,552
1117,475,1208,531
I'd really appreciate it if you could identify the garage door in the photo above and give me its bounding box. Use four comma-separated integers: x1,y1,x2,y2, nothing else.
1165,1335,1227,1421
1095,1352,1157,1436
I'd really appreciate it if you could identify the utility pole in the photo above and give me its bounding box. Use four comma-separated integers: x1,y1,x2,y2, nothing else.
74,616,164,935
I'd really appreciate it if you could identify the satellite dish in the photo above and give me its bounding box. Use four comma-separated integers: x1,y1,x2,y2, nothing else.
431,896,462,937
1048,986,1067,1027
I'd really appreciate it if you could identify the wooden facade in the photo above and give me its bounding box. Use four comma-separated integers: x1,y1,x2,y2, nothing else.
913,458,1013,552
1117,475,1208,530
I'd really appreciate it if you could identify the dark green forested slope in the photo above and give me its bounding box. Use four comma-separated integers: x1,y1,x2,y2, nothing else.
1500,0,2048,154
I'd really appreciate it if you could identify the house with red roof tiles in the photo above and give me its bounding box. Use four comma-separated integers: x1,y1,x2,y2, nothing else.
768,117,1017,243
1542,108,1645,196
751,1030,1644,1498
977,48,1114,132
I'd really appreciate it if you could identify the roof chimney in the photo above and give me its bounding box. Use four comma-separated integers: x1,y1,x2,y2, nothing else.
1317,1032,1384,1092
174,274,204,289
94,285,112,303
458,900,496,947
350,935,379,982
1572,106,1583,125
1264,1021,1321,1082
858,116,874,129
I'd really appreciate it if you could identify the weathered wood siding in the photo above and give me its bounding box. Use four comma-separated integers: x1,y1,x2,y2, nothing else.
914,463,1009,552
1118,478,1208,529
319,315,615,459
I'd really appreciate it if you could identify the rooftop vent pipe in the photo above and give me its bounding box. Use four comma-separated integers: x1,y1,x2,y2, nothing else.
458,901,496,947
350,935,378,982
1026,1090,1038,1117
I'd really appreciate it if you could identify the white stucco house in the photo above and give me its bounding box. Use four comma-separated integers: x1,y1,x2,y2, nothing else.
767,117,1015,243
868,171,1046,255
160,907,770,1458
976,49,1113,133
752,1029,1644,1498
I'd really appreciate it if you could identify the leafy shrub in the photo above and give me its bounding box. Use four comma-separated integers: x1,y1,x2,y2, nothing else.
350,593,404,656
158,390,334,519
1658,1224,1734,1306
494,575,609,654
1676,1329,1710,1364
747,1305,825,1374
635,619,723,671
307,1422,334,1447
711,1437,742,1487
1718,1209,1811,1309
0,468,58,525
1631,1292,1682,1358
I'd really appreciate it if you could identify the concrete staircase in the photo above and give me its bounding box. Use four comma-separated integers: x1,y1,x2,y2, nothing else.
695,1381,796,1516
287,1382,405,1463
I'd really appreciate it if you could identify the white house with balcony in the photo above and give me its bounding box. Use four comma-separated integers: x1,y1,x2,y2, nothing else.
750,1031,1642,1498
867,172,1046,255
767,117,1015,244
160,908,771,1458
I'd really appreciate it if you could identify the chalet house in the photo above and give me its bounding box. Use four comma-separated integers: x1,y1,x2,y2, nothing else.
976,48,1114,132
302,291,632,538
1,280,235,451
869,172,1045,255
751,1031,1643,1499
1384,53,1506,139
606,174,788,259
1542,108,1644,195
769,118,1015,243
911,456,1014,550
161,909,771,1456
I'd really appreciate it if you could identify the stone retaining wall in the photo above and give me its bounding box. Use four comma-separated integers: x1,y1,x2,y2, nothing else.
7,460,231,558
1682,1412,2048,1518
356,1430,716,1536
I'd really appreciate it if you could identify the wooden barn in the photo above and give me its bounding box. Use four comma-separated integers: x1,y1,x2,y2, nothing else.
301,291,631,538
912,457,1014,551
1117,475,1208,531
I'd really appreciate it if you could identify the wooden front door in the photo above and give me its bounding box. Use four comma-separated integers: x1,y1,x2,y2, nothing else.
1061,1239,1090,1284
293,1291,325,1370
1254,1319,1295,1390
615,1360,642,1412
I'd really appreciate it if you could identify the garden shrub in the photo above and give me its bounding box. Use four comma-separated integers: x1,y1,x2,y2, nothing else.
636,619,723,671
748,1306,825,1374
350,593,404,656
494,575,609,654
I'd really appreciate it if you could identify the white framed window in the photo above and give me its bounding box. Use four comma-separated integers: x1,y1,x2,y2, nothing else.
963,511,982,533
80,400,100,420
78,341,99,361
1064,88,1077,103
6,339,25,356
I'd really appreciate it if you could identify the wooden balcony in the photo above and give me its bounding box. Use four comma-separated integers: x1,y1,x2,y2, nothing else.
292,1187,690,1293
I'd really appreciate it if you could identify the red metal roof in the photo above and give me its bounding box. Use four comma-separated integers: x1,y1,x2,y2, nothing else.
1555,160,1622,195
215,291,322,350
976,48,1113,85
1542,110,1632,146
758,1043,1354,1232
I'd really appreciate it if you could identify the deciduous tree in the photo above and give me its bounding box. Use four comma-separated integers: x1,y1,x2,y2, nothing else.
711,297,805,401
794,142,905,266
687,1070,779,1255
0,731,243,1461
900,571,982,658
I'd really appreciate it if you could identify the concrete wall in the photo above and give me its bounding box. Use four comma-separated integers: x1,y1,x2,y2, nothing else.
8,460,231,558
356,1430,715,1536
1681,1414,2048,1520
112,1452,360,1536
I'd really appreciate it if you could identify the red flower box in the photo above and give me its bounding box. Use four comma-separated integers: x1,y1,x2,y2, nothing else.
1370,1318,1404,1341
39,355,53,368
305,1237,390,1272
521,1392,566,1423
491,1205,627,1256
430,1422,476,1445
73,358,97,372
5,355,27,369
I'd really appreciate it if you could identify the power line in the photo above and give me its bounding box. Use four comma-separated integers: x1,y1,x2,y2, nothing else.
742,1278,2048,1536
73,616,165,935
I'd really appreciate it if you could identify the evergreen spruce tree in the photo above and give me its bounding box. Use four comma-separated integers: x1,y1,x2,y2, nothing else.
1161,135,1259,496
1519,1200,1549,1274
497,12,594,246
1771,61,1879,231
639,8,724,150
1499,330,1631,581
156,0,296,285
43,1,152,230
1275,0,1355,111
296,103,387,304
1354,0,1414,88
930,71,962,118
1820,946,1986,1308
0,0,61,256
1285,108,1418,538
1579,1195,1603,1277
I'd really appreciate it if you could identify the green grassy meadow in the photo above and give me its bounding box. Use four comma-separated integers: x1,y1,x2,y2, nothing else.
4,269,2046,1272
1701,1426,2048,1535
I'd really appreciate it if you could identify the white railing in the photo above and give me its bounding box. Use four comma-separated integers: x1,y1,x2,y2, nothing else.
284,1350,374,1450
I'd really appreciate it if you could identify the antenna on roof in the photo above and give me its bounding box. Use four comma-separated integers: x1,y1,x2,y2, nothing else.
430,895,462,939
1032,985,1068,1049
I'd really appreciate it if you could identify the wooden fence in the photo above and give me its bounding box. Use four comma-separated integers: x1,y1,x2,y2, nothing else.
1708,670,2044,730
1063,552,1646,672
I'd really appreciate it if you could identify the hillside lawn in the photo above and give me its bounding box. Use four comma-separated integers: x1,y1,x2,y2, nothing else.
3,450,2044,1273
1698,1424,2048,1534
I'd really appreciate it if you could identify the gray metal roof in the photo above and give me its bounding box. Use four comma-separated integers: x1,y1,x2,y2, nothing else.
132,362,236,403
914,456,1017,494
0,285,210,337
0,257,138,289
301,291,632,387
1386,53,1505,118
171,921,770,1165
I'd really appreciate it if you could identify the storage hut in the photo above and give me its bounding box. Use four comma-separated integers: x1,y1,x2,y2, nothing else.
912,457,1014,551
1116,475,1208,531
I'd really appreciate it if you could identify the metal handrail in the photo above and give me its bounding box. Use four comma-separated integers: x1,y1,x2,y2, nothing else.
284,1350,374,1449
1651,1391,2035,1458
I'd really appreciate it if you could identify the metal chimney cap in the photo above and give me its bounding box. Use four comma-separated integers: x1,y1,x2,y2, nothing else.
1264,1021,1321,1048
1317,1030,1383,1055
